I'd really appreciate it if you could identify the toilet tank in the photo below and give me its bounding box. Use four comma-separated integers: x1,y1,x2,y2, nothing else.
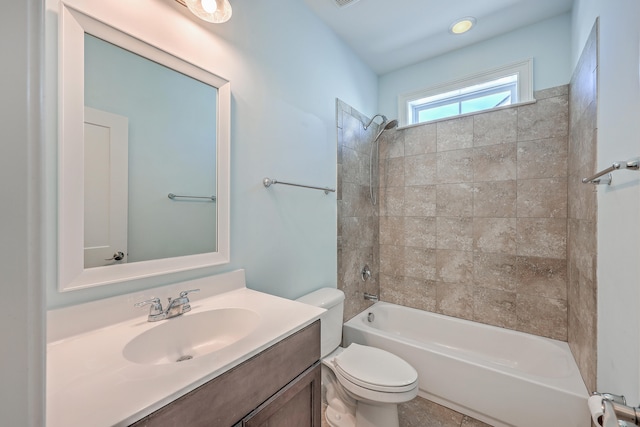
296,288,345,358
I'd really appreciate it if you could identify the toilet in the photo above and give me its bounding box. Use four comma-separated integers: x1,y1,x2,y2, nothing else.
296,288,418,427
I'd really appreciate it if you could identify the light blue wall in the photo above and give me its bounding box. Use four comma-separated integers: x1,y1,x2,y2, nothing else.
378,13,572,119
46,0,378,308
85,34,217,263
572,0,640,403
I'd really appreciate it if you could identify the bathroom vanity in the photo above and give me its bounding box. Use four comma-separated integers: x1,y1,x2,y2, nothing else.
131,322,321,427
47,270,324,427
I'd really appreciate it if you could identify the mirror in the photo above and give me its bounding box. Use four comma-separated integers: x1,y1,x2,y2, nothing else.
58,3,230,291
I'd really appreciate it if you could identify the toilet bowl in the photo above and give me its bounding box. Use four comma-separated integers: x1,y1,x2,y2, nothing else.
296,288,418,427
323,344,418,427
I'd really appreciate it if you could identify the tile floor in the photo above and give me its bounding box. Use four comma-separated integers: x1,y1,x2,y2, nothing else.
321,396,493,427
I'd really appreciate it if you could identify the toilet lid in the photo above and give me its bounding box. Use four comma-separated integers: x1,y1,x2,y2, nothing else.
334,343,418,392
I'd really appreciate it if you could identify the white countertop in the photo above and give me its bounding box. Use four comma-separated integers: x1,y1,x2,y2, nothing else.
47,270,324,427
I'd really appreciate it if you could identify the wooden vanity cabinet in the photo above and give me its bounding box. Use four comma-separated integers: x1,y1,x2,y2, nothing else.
242,362,321,426
130,320,321,427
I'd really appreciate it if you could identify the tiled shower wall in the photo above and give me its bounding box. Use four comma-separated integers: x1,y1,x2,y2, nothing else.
568,21,598,393
377,87,570,340
336,100,380,321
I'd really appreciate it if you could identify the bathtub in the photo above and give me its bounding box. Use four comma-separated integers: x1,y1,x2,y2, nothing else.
342,302,590,427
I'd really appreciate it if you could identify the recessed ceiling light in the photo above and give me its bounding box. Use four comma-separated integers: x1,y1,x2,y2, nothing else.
449,17,476,35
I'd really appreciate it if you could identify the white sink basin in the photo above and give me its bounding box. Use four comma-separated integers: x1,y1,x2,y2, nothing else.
123,308,260,365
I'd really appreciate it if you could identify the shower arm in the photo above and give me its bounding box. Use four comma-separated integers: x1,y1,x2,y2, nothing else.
363,114,388,130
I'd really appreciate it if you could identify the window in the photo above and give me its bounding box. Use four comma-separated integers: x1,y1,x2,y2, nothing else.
398,59,533,126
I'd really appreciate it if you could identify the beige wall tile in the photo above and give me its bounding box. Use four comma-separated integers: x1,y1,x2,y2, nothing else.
474,181,517,217
436,183,473,217
342,146,369,186
568,219,596,282
340,83,574,346
516,218,567,259
340,216,376,249
517,178,568,218
518,95,569,141
405,123,436,156
437,116,474,151
404,217,436,248
473,287,517,329
566,22,597,392
436,282,474,320
379,216,405,246
436,217,473,251
339,245,375,321
535,85,569,100
517,137,568,179
405,247,437,280
339,182,372,218
405,153,437,186
404,186,436,217
336,164,343,200
473,108,518,147
473,143,517,182
379,186,404,217
473,251,517,292
437,149,474,184
381,275,437,313
436,249,473,284
379,128,405,159
516,294,567,340
380,244,405,276
473,217,517,255
516,256,567,300
383,157,405,188
341,113,364,152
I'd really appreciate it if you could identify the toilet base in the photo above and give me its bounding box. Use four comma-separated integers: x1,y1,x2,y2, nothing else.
325,405,356,427
355,401,399,427
325,401,399,427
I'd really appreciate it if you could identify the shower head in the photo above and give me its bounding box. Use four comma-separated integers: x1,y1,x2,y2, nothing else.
383,119,398,130
373,119,398,141
363,114,388,130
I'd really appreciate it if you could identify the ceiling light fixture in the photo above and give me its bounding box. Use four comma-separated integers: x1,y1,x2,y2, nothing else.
449,17,476,35
176,0,233,23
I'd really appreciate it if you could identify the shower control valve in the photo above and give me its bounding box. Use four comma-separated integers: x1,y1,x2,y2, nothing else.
361,265,371,281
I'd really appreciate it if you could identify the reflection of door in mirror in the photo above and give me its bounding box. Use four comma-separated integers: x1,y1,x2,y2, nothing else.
84,107,129,268
84,33,218,266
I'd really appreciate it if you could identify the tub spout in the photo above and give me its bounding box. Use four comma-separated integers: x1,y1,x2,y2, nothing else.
364,293,379,302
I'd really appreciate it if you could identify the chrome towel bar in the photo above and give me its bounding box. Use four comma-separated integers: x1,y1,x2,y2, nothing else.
263,177,335,195
582,160,639,185
168,193,216,201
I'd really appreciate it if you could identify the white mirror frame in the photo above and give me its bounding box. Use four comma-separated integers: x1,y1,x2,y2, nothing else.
58,2,230,292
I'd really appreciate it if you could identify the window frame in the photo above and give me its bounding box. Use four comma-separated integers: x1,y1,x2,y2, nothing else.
398,58,534,127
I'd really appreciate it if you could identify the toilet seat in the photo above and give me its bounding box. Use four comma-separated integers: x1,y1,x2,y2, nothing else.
334,344,418,393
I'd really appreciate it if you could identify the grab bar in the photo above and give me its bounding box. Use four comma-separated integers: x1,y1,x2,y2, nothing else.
168,193,216,201
263,177,335,195
582,160,639,185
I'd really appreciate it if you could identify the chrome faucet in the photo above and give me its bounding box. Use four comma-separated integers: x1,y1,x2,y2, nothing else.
135,289,200,322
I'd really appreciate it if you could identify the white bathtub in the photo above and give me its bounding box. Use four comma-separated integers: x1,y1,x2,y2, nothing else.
342,302,590,427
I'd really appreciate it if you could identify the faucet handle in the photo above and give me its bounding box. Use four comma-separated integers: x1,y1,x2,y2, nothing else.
134,297,163,314
179,289,200,298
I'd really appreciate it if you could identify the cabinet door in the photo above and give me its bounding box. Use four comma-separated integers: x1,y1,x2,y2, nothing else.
243,363,321,427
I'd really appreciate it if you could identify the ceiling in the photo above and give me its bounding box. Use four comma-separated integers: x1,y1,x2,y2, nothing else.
303,0,574,75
